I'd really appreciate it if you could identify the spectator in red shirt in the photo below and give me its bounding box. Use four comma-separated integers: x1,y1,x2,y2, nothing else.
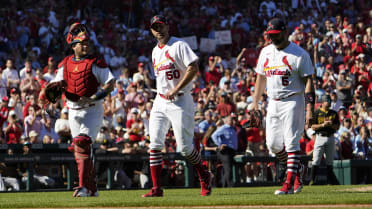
216,92,235,117
339,131,354,159
351,34,367,56
4,110,22,144
0,96,10,129
22,94,41,120
205,56,224,85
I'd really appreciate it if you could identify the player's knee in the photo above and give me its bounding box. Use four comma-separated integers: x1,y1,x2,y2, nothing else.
179,145,193,156
73,134,92,155
266,142,282,154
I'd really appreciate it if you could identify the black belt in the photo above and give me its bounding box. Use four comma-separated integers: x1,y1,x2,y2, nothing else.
273,93,297,101
159,93,184,100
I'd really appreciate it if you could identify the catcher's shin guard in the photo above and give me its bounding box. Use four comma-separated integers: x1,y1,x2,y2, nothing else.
73,134,96,192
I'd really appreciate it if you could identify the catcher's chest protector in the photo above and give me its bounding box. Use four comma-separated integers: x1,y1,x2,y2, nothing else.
63,55,99,101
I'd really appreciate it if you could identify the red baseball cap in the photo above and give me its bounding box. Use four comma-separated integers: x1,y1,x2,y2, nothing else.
10,88,17,94
138,62,144,67
48,56,54,62
209,56,214,61
266,18,286,34
118,88,124,94
326,64,332,69
2,96,9,102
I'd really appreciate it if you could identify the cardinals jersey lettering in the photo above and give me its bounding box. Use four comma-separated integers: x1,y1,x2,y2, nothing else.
255,42,314,99
152,37,198,94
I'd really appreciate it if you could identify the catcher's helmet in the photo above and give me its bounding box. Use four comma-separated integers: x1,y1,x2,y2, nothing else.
66,22,89,45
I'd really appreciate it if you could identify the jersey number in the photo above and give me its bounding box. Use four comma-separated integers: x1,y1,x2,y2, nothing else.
166,70,180,80
282,76,289,86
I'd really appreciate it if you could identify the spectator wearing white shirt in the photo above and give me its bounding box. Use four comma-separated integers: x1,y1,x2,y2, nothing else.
0,70,7,100
54,108,71,143
19,59,36,80
2,59,20,89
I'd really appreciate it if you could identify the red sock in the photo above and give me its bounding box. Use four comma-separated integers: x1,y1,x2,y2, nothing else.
149,150,162,189
286,152,300,184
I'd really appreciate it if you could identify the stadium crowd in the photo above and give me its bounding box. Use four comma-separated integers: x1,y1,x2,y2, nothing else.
0,0,371,190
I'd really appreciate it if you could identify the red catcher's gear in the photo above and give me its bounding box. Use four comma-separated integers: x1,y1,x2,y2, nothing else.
66,23,89,45
73,134,97,194
63,55,99,102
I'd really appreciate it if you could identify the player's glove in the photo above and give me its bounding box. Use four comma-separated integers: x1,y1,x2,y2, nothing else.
44,81,66,104
243,110,263,128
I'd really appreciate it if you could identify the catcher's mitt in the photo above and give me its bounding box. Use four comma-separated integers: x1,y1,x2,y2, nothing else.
44,81,66,104
243,110,263,128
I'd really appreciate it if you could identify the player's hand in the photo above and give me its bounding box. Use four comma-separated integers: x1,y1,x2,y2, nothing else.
251,102,259,111
164,89,177,101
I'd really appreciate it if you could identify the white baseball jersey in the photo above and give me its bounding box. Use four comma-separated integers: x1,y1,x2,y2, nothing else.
149,36,198,156
256,42,314,154
152,36,198,94
255,42,314,99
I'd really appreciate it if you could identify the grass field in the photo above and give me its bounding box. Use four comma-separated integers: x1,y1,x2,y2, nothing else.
1,185,372,209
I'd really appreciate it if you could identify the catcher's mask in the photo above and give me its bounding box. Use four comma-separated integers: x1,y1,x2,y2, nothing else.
66,22,89,45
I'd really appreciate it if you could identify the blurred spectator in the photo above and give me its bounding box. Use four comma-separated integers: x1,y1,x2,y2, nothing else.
205,56,224,85
0,70,6,100
22,94,41,119
216,92,235,117
20,67,40,102
19,59,35,80
8,88,23,121
351,34,367,57
112,88,127,128
54,108,71,143
24,106,42,137
0,96,10,130
354,126,372,160
133,62,152,88
330,91,342,112
42,57,56,82
28,130,41,144
339,131,354,160
4,110,22,144
336,70,353,108
40,114,58,143
2,59,20,89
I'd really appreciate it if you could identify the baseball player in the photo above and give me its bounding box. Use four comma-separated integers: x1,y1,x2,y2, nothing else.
142,15,211,197
47,23,115,197
310,94,340,185
252,18,315,195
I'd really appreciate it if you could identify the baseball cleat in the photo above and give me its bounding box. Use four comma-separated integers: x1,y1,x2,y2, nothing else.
200,171,212,196
73,187,90,197
91,190,99,197
294,164,305,194
142,187,163,197
274,182,294,195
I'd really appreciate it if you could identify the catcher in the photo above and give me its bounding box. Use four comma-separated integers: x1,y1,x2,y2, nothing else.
45,22,115,197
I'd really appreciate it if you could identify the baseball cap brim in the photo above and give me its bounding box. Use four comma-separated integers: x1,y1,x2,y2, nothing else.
151,21,166,26
266,30,282,34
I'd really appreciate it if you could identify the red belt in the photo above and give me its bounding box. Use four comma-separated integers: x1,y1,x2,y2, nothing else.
69,103,95,110
273,93,297,101
159,93,184,100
